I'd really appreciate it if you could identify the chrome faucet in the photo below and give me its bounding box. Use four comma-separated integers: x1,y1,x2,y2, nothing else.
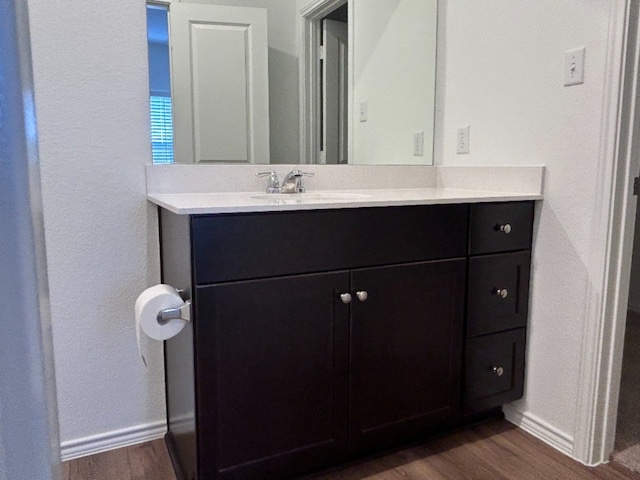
256,170,314,193
280,170,314,193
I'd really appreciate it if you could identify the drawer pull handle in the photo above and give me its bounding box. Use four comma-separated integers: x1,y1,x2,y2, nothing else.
499,223,512,234
340,293,352,304
492,366,505,376
356,291,368,302
495,288,509,299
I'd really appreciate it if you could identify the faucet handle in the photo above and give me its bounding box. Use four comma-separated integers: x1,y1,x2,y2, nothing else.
256,171,281,193
286,170,314,193
290,170,314,178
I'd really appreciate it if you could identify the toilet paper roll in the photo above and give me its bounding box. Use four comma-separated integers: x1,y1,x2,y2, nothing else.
135,284,187,366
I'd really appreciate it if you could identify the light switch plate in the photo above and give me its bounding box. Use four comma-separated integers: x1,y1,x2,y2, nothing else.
564,47,585,86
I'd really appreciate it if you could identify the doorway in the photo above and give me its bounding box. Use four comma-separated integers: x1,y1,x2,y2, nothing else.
320,3,348,164
613,203,640,471
299,0,351,165
0,0,60,476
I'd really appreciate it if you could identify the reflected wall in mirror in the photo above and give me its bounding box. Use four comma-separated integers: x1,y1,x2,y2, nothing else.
146,0,438,166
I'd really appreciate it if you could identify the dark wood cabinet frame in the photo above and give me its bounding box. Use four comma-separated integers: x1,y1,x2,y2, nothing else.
159,201,535,480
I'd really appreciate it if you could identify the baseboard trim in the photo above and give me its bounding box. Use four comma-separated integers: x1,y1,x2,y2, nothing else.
503,404,574,457
60,420,167,461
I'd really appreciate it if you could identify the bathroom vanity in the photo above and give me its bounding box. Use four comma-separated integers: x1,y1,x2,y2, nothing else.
152,185,537,480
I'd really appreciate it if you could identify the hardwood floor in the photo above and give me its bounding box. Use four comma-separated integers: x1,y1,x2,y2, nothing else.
61,439,176,480
62,419,640,480
305,420,640,480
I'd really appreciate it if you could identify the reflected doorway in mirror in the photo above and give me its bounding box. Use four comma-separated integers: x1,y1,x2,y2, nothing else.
322,13,349,164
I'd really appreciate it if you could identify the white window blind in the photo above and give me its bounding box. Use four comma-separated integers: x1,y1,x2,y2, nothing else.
150,95,174,164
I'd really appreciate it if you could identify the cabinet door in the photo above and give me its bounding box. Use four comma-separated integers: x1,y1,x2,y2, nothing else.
350,260,466,453
195,272,350,480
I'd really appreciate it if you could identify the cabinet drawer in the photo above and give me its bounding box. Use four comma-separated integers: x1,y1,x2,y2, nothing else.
467,251,530,337
464,328,526,414
469,202,534,255
190,204,468,284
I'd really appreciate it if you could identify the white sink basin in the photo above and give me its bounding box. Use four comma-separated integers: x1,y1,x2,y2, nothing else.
250,192,372,203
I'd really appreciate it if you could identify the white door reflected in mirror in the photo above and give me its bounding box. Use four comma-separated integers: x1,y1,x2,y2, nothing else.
170,4,270,164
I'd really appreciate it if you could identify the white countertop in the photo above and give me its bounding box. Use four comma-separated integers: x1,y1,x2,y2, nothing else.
147,188,543,215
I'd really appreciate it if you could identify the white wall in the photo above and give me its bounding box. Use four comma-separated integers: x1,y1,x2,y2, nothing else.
26,0,165,458
24,0,625,462
440,0,614,451
352,0,437,165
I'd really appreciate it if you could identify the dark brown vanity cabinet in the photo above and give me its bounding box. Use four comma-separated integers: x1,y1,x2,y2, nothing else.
159,201,534,480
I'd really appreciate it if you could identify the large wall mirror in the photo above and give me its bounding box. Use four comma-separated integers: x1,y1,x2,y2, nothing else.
146,0,438,166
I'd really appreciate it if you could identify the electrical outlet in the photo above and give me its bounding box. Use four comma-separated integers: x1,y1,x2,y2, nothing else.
457,126,470,154
359,101,368,122
413,132,424,156
564,47,585,86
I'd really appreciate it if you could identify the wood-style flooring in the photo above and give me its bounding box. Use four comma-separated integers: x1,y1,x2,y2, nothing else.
62,439,175,480
62,419,640,480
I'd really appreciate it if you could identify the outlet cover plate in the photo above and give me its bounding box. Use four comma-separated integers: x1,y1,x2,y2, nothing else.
457,125,470,154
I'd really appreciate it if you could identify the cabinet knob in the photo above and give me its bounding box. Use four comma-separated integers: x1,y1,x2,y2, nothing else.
495,288,509,299
499,223,512,234
356,291,368,302
492,366,505,377
340,293,352,304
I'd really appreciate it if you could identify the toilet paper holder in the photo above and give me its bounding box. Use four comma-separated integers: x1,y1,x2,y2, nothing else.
157,290,192,325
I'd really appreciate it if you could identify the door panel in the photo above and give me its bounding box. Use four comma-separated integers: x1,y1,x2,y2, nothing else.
322,19,349,164
195,272,349,479
170,4,270,164
349,260,466,453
